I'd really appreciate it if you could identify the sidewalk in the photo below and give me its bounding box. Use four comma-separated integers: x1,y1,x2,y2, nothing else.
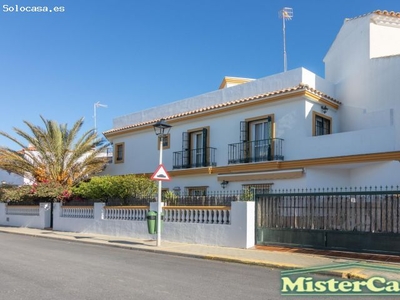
1,226,399,280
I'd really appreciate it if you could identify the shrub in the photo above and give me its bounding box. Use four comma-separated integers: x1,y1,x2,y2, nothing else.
72,174,157,204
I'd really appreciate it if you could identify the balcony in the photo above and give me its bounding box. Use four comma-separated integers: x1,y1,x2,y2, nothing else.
228,138,284,164
173,147,217,169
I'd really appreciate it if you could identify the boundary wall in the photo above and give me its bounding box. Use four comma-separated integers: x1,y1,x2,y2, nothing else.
0,202,255,249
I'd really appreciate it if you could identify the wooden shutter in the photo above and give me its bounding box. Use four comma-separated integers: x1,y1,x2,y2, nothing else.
202,128,208,166
240,121,249,162
182,132,189,168
240,121,248,142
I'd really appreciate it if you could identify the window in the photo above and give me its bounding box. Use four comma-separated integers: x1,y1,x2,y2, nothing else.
313,112,332,136
173,126,217,169
191,130,205,166
242,184,272,194
114,142,125,163
240,115,273,162
187,186,207,196
249,118,271,161
182,127,209,168
157,134,170,150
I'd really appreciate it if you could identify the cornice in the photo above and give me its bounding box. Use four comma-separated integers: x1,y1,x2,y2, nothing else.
162,151,400,178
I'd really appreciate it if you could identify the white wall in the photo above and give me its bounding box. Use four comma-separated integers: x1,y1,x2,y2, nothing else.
324,13,400,140
52,202,255,249
286,125,395,160
335,57,400,137
349,161,400,188
324,16,371,84
0,203,51,229
370,22,400,58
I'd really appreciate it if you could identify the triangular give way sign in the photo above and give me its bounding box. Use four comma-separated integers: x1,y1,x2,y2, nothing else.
151,164,171,181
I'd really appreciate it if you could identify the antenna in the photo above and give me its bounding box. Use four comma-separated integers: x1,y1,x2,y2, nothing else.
279,7,293,72
93,101,108,134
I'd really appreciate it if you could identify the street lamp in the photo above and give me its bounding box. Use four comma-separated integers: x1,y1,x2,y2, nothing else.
153,118,172,246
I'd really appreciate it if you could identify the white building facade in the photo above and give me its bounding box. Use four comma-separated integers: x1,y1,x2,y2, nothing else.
103,10,400,193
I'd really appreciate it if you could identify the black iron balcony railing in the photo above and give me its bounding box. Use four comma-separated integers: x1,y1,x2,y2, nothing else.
173,147,217,169
228,138,284,164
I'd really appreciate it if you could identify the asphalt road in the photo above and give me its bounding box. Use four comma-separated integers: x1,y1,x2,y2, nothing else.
3,233,396,300
0,232,282,300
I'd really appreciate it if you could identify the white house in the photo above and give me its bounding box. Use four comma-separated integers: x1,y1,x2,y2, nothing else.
103,10,400,194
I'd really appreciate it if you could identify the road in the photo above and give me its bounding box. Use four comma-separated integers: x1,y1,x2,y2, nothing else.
0,232,282,300
2,233,395,300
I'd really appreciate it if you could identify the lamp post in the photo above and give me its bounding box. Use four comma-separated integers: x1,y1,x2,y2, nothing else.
153,118,172,247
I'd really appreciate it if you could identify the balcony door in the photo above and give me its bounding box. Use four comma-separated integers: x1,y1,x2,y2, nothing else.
182,128,208,167
191,130,205,167
249,119,271,161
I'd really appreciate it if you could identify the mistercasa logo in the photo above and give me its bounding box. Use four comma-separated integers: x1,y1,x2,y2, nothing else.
281,262,400,296
282,276,399,294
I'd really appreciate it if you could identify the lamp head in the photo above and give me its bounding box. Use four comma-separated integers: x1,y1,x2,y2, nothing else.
221,180,229,189
153,119,172,136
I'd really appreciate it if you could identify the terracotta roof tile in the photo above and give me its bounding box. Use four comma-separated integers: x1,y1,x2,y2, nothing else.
104,84,340,135
345,10,400,22
374,10,400,17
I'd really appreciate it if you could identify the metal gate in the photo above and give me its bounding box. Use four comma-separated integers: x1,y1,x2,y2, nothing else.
255,188,400,254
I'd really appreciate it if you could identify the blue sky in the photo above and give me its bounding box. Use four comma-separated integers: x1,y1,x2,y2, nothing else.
1,0,399,149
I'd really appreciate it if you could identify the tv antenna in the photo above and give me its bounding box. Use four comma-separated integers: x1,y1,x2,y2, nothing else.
279,7,293,72
93,101,108,134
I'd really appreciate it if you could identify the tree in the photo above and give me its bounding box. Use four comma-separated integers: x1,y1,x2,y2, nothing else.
0,116,110,187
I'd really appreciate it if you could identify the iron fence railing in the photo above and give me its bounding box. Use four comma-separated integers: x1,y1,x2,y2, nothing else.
63,191,249,207
173,147,217,169
228,138,284,164
163,190,254,206
257,187,400,233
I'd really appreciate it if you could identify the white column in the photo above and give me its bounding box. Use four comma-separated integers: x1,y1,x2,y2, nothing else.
94,203,105,220
52,202,62,230
230,201,255,248
0,203,6,225
39,203,51,228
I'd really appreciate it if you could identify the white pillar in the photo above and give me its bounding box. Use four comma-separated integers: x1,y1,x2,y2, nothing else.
0,203,6,225
94,203,105,220
39,203,51,228
52,202,62,230
230,201,255,248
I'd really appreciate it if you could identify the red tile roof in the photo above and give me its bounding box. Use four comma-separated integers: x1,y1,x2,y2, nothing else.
104,83,340,135
374,10,400,17
345,10,400,22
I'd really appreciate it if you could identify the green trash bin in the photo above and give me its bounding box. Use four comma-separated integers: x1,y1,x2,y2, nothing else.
146,211,157,234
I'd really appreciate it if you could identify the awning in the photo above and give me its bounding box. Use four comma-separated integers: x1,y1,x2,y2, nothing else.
217,168,304,182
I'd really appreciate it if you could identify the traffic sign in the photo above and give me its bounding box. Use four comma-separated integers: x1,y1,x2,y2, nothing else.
151,164,171,181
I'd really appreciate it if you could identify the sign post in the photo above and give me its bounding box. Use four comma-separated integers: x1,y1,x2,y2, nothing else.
152,118,172,247
151,163,170,247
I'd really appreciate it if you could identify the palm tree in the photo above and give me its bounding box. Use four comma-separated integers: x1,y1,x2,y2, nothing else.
0,116,110,187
